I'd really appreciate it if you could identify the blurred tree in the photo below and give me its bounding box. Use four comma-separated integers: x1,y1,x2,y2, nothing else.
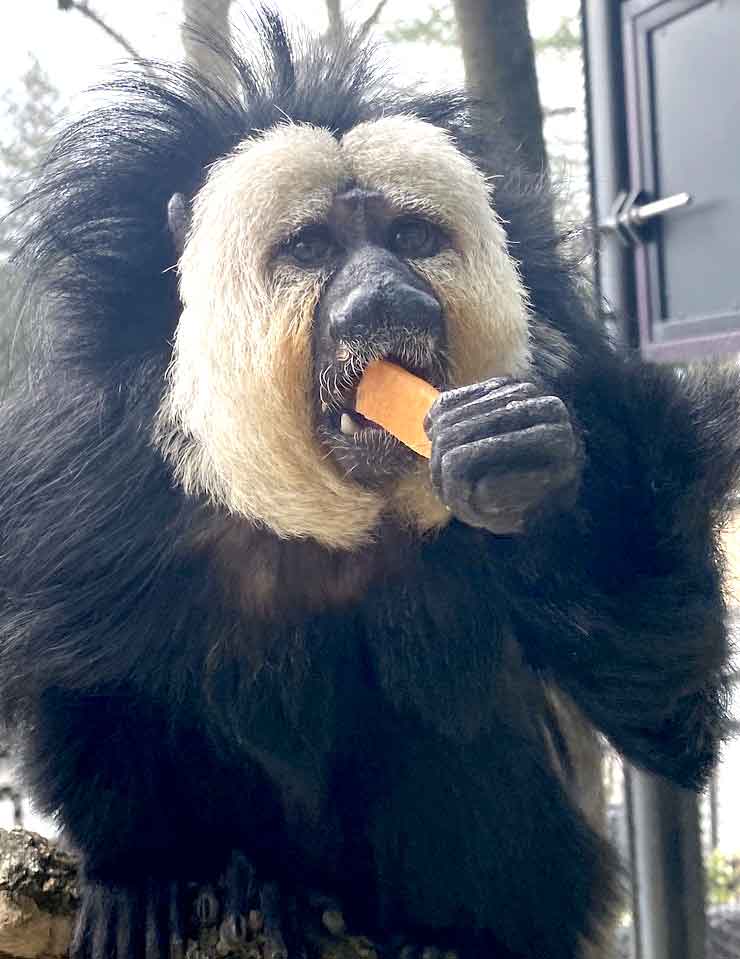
384,3,582,174
0,61,61,249
452,0,547,175
384,3,458,46
182,0,234,79
325,0,390,43
0,59,63,387
535,14,580,54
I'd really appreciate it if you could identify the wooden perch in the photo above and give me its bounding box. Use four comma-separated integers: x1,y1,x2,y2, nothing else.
0,829,383,958
0,829,77,959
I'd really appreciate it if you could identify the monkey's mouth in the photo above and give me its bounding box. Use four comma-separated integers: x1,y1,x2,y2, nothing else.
316,350,445,487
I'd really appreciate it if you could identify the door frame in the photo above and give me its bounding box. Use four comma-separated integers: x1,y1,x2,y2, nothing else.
621,0,740,360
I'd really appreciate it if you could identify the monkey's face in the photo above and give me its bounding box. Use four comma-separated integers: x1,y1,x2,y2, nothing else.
156,116,530,550
310,188,448,488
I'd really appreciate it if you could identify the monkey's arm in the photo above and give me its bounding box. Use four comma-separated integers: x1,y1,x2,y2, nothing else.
426,356,740,788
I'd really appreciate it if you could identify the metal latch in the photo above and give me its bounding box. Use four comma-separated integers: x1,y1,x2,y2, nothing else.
600,189,692,246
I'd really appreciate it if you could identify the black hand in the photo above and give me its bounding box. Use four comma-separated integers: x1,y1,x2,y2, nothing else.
426,378,581,534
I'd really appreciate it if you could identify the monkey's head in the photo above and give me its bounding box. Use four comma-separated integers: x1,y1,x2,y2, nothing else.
156,109,530,551
22,13,535,555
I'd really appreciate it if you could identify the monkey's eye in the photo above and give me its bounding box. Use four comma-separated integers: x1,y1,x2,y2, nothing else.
283,225,334,267
389,218,443,259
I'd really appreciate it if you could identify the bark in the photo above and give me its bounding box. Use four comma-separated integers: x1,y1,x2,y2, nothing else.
451,0,548,175
0,830,77,959
181,0,234,83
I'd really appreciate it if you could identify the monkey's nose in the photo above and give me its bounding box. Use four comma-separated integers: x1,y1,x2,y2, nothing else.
329,280,443,343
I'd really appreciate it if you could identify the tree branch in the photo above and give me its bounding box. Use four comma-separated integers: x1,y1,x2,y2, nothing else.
544,106,576,118
56,1,145,64
325,0,389,44
358,0,390,42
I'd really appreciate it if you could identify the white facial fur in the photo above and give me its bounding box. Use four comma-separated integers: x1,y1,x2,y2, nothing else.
155,116,531,550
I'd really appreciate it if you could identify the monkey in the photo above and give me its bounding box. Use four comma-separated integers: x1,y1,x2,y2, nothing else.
0,10,737,958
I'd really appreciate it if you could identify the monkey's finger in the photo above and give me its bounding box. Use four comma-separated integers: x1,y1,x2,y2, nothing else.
71,884,110,959
72,881,187,959
429,396,569,457
260,882,289,959
144,879,168,959
167,882,186,959
194,885,220,928
426,376,516,417
425,380,540,433
220,852,256,948
431,421,576,499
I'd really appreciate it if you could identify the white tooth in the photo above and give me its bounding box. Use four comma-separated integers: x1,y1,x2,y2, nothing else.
341,413,362,436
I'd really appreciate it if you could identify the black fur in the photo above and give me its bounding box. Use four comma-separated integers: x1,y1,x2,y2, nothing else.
1,11,738,958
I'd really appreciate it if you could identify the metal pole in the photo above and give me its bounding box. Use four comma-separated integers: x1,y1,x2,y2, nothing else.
629,770,706,959
581,0,635,346
622,766,643,959
708,772,719,852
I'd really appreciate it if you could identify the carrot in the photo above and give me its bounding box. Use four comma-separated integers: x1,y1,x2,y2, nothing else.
355,360,439,458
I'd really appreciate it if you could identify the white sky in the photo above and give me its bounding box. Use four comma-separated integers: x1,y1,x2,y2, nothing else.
0,1,582,107
0,0,588,206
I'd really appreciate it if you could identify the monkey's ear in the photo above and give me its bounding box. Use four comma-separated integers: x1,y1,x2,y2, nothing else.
167,192,191,259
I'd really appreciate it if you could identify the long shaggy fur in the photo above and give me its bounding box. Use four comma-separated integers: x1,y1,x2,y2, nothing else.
1,10,739,959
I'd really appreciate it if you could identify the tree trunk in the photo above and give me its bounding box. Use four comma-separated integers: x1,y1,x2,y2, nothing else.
181,0,234,82
451,0,548,175
325,0,343,40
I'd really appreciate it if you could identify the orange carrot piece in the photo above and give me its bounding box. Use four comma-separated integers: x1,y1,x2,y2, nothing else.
355,360,439,458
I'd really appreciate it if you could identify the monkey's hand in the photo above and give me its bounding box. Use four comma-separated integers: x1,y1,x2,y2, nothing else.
426,378,582,535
